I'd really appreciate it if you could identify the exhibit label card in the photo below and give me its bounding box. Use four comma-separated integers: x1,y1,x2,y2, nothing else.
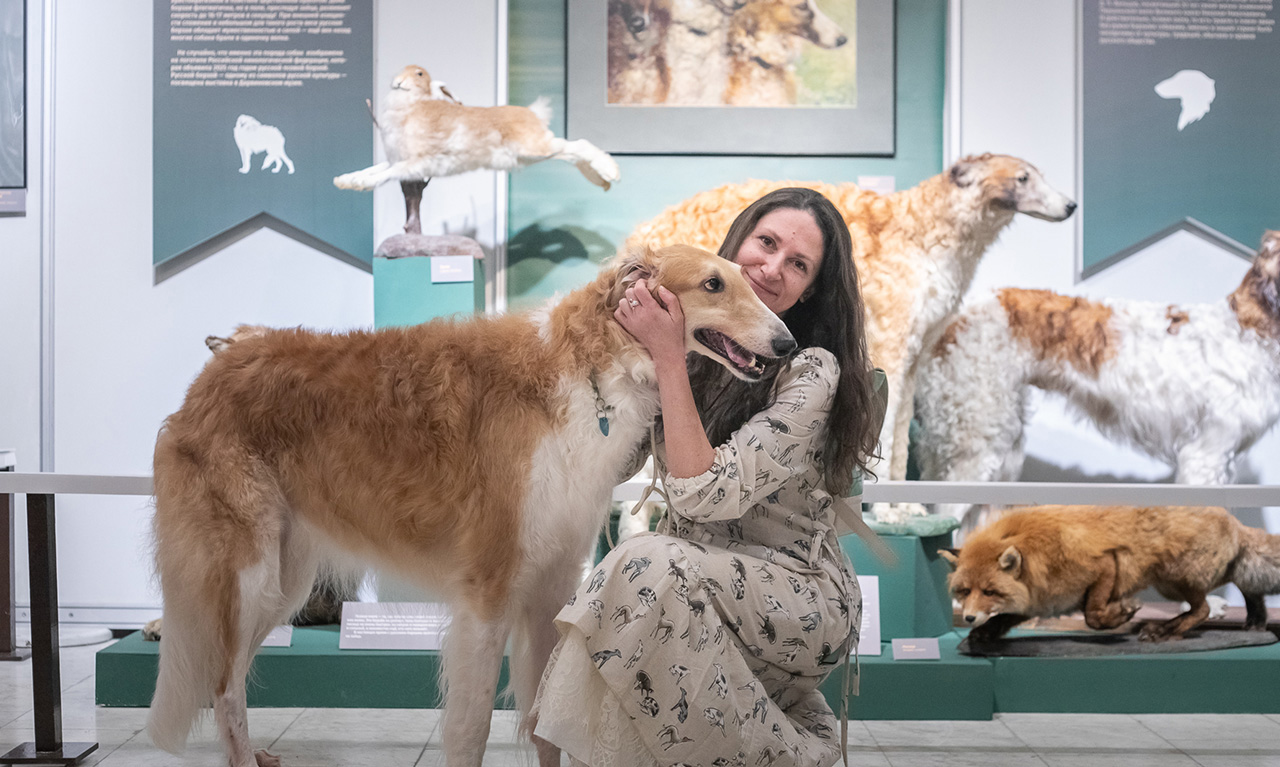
152,0,373,280
339,602,450,651
855,575,881,656
891,637,940,661
260,625,293,648
431,255,475,284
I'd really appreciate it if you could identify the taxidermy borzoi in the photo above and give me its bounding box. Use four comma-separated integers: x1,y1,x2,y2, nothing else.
146,244,795,767
628,153,1076,521
916,231,1280,529
333,65,620,192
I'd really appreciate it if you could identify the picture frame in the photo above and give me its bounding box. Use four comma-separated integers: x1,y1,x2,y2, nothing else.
565,0,895,156
0,0,25,190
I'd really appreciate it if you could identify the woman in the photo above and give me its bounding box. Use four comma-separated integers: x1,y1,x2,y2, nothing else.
533,188,880,767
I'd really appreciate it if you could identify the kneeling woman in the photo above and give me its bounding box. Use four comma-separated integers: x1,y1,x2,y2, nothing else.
533,188,881,767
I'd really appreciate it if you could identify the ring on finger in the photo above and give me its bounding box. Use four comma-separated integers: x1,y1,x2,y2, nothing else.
628,298,640,307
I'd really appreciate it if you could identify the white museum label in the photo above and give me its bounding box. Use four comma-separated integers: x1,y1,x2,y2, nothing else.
856,575,882,656
260,625,293,648
431,255,475,284
339,602,451,651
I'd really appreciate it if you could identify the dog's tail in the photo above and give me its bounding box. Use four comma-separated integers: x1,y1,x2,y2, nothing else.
528,96,553,127
146,582,218,753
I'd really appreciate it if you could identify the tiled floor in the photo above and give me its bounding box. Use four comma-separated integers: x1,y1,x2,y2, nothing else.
3,639,1280,766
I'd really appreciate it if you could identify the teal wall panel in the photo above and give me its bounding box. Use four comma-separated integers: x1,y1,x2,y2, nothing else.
507,0,946,310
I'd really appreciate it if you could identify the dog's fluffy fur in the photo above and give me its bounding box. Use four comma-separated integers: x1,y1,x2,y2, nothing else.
917,231,1280,530
146,244,794,767
627,154,1076,519
334,65,620,191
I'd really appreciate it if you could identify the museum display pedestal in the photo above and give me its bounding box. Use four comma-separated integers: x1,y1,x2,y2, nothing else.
840,532,955,640
96,623,1280,719
373,235,485,329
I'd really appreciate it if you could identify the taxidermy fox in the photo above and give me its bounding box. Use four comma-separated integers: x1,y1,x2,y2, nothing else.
941,505,1280,642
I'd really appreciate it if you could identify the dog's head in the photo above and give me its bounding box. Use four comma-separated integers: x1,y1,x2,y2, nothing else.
949,153,1076,222
234,114,260,132
941,545,1032,628
1229,230,1280,338
610,244,796,381
735,0,848,52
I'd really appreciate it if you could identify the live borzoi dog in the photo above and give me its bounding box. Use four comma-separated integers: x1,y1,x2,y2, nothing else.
915,231,1280,530
146,244,795,767
627,154,1076,520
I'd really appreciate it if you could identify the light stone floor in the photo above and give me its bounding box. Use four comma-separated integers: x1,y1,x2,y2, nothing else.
3,639,1280,766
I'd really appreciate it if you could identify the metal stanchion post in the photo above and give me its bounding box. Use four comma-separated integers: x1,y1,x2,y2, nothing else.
0,451,28,661
0,494,97,765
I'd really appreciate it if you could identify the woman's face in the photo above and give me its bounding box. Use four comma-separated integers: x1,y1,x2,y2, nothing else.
734,207,824,315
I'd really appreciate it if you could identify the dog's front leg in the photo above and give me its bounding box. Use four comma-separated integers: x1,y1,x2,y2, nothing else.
441,606,513,767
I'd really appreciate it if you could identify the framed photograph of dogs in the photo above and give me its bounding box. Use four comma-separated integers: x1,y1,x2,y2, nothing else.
566,0,895,155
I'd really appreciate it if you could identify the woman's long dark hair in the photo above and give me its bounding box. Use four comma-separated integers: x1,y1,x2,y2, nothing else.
684,187,881,493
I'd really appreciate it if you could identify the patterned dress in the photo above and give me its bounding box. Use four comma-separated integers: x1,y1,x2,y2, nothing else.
534,348,861,767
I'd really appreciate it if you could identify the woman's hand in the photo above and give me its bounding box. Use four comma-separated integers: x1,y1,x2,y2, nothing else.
614,278,686,368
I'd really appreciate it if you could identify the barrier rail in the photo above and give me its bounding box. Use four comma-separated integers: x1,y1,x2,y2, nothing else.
1,472,1279,765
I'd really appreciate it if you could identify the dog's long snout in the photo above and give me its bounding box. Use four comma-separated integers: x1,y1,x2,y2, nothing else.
772,335,797,357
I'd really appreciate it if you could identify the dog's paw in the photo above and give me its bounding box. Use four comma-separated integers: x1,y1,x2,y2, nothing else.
141,618,162,642
254,749,282,767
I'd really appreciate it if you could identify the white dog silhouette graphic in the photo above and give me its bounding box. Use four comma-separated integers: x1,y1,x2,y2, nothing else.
1154,70,1215,131
234,114,295,174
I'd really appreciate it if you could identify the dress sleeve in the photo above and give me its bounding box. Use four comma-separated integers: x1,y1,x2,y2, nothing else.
663,348,839,522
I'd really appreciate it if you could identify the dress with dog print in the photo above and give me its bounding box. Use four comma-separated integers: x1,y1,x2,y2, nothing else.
534,347,861,767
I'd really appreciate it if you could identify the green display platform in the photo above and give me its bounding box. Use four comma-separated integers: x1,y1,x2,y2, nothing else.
839,533,954,640
96,627,512,710
99,625,1280,718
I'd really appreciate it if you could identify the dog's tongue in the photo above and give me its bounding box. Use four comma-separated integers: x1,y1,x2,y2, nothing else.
725,339,756,370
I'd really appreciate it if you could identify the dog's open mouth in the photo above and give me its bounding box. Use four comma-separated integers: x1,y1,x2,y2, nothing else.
694,328,769,379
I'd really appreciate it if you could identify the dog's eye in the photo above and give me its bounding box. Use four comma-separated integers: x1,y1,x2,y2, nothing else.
955,588,970,597
982,589,1001,597
704,277,724,293
1017,173,1028,183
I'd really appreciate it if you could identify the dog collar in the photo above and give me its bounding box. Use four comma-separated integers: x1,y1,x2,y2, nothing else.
589,372,614,436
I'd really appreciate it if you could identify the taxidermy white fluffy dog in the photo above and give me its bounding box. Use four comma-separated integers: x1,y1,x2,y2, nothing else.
334,65,620,191
234,115,295,174
916,231,1280,528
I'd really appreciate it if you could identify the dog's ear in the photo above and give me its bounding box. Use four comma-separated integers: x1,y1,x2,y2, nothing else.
610,243,658,305
998,545,1023,577
949,153,992,188
1261,230,1280,256
206,335,232,354
939,548,960,568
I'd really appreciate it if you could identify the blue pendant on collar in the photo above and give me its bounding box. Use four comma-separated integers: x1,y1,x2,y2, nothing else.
590,372,614,437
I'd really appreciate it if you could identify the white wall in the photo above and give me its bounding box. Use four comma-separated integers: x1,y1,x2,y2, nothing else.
4,0,501,624
953,1,1280,605
0,2,43,476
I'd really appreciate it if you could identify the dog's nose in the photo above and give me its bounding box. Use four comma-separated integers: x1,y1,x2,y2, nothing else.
1064,201,1078,217
772,336,798,357
834,34,848,47
964,615,976,623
